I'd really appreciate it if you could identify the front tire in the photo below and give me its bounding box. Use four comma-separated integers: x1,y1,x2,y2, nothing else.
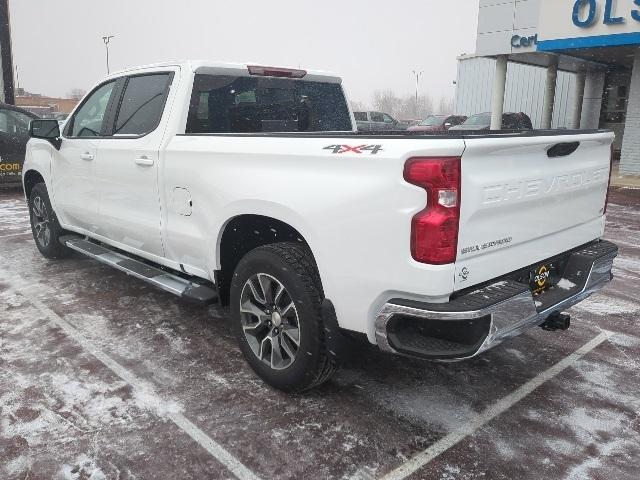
28,183,71,259
230,242,336,392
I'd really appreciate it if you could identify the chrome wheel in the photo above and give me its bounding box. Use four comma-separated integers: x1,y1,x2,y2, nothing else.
31,196,51,248
240,273,300,370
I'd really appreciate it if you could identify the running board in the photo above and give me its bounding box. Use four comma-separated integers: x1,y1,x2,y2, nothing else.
61,236,217,305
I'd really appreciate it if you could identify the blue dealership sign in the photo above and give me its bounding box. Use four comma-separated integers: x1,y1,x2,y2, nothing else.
572,0,640,27
538,0,640,51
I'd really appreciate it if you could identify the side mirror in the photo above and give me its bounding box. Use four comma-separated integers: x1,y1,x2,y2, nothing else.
29,119,62,149
444,122,452,128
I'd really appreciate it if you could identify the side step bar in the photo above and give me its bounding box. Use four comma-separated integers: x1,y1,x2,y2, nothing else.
61,236,217,305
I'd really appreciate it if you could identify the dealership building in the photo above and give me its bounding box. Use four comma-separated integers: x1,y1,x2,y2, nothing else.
455,0,640,176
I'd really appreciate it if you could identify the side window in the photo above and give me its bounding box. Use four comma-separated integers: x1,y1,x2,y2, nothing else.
186,74,352,133
70,81,116,137
382,113,395,124
353,112,367,121
113,73,171,136
0,109,32,137
370,112,384,123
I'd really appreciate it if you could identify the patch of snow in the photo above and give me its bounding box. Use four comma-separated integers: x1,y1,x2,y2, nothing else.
504,348,527,363
5,293,27,308
4,455,32,477
492,438,517,460
562,407,635,480
543,437,578,456
155,325,189,354
612,256,640,280
335,369,478,431
556,278,576,290
439,464,463,480
57,454,106,480
206,372,231,388
573,295,640,315
609,332,640,348
132,387,182,418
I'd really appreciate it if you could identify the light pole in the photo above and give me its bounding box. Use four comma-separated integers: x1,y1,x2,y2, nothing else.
102,35,115,74
412,70,424,113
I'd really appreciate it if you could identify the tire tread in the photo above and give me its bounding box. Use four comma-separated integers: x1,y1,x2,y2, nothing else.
235,241,337,392
29,183,71,259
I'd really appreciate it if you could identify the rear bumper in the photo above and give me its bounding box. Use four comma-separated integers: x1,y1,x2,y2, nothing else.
374,240,617,360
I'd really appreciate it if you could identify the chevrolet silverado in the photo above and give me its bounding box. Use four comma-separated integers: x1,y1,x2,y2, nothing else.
24,61,617,391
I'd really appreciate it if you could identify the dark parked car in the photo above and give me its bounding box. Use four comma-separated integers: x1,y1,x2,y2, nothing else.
407,114,467,132
354,111,406,132
449,112,533,131
0,104,39,186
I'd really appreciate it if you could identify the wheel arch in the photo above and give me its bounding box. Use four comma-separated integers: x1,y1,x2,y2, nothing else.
23,169,46,200
216,214,321,305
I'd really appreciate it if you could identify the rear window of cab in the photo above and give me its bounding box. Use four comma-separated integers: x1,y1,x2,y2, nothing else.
186,74,352,134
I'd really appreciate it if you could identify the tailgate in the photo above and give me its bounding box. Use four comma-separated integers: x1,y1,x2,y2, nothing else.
454,132,614,290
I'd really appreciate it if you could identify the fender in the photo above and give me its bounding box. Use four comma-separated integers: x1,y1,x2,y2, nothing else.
22,140,54,203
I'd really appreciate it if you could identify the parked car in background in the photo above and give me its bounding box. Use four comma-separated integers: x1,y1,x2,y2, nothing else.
48,112,69,122
0,104,39,186
407,114,467,133
450,112,533,131
354,111,406,131
396,119,420,130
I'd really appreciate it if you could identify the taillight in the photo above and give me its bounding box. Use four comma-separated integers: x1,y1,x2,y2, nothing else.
404,157,461,265
604,144,614,214
247,65,307,78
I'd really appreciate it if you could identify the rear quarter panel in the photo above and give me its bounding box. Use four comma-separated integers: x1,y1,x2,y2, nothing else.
162,135,466,339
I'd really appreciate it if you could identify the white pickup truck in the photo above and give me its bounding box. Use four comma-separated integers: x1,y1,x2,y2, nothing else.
24,61,618,392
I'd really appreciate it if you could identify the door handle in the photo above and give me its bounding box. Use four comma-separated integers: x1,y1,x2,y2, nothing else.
135,156,154,167
80,152,94,161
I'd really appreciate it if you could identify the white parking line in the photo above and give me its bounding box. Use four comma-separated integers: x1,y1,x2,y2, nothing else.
4,279,262,480
380,331,613,480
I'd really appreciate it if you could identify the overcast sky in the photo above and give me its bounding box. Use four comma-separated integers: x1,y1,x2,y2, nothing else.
10,0,479,106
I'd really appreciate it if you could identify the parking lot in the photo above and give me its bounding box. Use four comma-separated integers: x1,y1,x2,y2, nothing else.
1,186,639,480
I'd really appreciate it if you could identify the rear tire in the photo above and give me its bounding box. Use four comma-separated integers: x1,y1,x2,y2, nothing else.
28,183,71,259
230,242,336,392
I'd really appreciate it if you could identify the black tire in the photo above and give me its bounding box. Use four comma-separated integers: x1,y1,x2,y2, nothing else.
230,242,336,392
28,183,72,259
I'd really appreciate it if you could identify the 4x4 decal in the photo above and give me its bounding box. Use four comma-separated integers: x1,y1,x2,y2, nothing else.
323,144,383,155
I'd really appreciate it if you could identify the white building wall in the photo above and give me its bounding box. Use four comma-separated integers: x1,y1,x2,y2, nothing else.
455,56,576,129
476,0,541,56
620,50,640,177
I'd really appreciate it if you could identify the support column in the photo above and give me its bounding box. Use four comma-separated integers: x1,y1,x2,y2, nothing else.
580,71,605,130
491,55,508,130
541,56,559,130
620,49,640,177
0,0,14,104
571,72,586,130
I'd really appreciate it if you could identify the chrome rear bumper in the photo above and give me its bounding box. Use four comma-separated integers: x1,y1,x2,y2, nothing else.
375,241,617,360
